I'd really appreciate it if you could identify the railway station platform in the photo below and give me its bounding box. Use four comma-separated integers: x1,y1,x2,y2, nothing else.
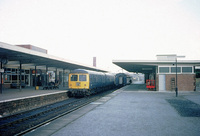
25,84,200,136
0,87,68,117
0,87,68,101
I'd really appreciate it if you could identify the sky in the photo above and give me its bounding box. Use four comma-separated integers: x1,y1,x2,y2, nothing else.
0,0,200,72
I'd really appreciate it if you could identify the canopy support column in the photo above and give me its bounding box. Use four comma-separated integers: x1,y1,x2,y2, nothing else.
19,61,22,91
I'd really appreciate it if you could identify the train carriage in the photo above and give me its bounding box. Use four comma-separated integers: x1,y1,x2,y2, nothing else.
115,73,132,88
68,69,115,97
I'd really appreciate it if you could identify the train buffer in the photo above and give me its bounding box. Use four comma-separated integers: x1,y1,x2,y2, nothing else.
146,80,155,91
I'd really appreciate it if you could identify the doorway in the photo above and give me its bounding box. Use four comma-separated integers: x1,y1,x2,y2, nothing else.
159,75,166,91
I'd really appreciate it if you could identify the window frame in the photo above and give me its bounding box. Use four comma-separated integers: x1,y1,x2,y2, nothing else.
159,67,169,73
182,67,193,73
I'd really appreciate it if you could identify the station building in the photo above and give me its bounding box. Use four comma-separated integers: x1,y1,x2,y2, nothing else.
113,55,200,91
0,42,107,91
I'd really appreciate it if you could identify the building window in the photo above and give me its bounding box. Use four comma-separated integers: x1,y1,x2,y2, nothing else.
171,67,181,73
4,74,11,83
158,66,193,74
5,68,11,73
12,75,18,82
12,69,16,74
25,70,30,74
159,67,169,73
182,67,192,73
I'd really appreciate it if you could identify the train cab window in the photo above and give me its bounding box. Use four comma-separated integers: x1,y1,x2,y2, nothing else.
79,75,87,81
71,75,78,81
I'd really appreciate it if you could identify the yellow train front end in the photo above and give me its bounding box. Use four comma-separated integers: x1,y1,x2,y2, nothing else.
68,73,90,97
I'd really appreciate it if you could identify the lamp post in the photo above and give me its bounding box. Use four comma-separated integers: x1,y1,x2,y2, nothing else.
175,55,185,97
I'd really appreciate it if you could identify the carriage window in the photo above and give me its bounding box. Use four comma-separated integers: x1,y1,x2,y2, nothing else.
71,75,78,81
79,75,87,81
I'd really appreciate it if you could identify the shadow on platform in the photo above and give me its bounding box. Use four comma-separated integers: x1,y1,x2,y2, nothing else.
125,84,147,91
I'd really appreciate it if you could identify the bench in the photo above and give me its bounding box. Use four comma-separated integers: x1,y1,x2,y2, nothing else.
11,83,26,88
43,82,59,90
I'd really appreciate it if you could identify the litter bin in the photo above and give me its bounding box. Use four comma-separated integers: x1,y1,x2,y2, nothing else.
36,86,39,90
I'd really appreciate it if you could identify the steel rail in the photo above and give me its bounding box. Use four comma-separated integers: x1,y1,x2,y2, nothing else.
17,96,101,136
0,89,115,136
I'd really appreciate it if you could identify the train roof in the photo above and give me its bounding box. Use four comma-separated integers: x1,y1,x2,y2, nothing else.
70,69,105,75
115,73,130,77
70,69,116,77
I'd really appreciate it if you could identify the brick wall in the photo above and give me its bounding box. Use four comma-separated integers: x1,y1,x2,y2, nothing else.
165,74,195,91
156,75,159,91
156,74,196,91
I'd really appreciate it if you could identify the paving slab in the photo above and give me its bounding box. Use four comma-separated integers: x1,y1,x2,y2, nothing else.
25,85,200,136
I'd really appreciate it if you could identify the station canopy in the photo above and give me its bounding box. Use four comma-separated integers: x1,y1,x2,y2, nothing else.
113,59,200,74
113,60,157,74
0,42,107,72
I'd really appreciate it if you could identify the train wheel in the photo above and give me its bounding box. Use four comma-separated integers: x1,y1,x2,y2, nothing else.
68,91,72,97
85,90,91,96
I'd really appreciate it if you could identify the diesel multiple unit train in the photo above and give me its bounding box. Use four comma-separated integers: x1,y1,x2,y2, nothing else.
68,69,131,97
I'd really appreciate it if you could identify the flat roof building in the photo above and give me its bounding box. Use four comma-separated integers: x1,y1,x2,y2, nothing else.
113,55,200,91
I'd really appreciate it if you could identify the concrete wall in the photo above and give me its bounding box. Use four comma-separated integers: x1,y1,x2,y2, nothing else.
0,91,68,117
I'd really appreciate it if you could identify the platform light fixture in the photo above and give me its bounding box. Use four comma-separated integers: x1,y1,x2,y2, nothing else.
174,55,185,97
166,55,185,97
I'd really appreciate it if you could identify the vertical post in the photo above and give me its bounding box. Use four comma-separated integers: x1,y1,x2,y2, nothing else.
0,62,2,94
19,61,22,91
46,66,48,86
35,66,37,90
167,55,185,97
63,69,64,87
175,58,178,97
55,68,57,83
155,67,158,91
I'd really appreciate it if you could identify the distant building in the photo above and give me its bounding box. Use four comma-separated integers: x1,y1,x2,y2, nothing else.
93,57,96,67
16,44,48,54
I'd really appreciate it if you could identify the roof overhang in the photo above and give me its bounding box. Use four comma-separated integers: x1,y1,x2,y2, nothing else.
113,60,200,73
0,42,108,72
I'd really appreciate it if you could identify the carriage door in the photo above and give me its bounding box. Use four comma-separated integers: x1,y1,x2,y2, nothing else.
119,76,123,85
159,75,166,91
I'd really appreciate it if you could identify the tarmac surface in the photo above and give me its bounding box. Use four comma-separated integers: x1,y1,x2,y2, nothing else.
22,84,200,136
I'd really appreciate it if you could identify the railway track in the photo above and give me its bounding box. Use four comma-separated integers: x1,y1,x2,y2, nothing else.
0,89,115,136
